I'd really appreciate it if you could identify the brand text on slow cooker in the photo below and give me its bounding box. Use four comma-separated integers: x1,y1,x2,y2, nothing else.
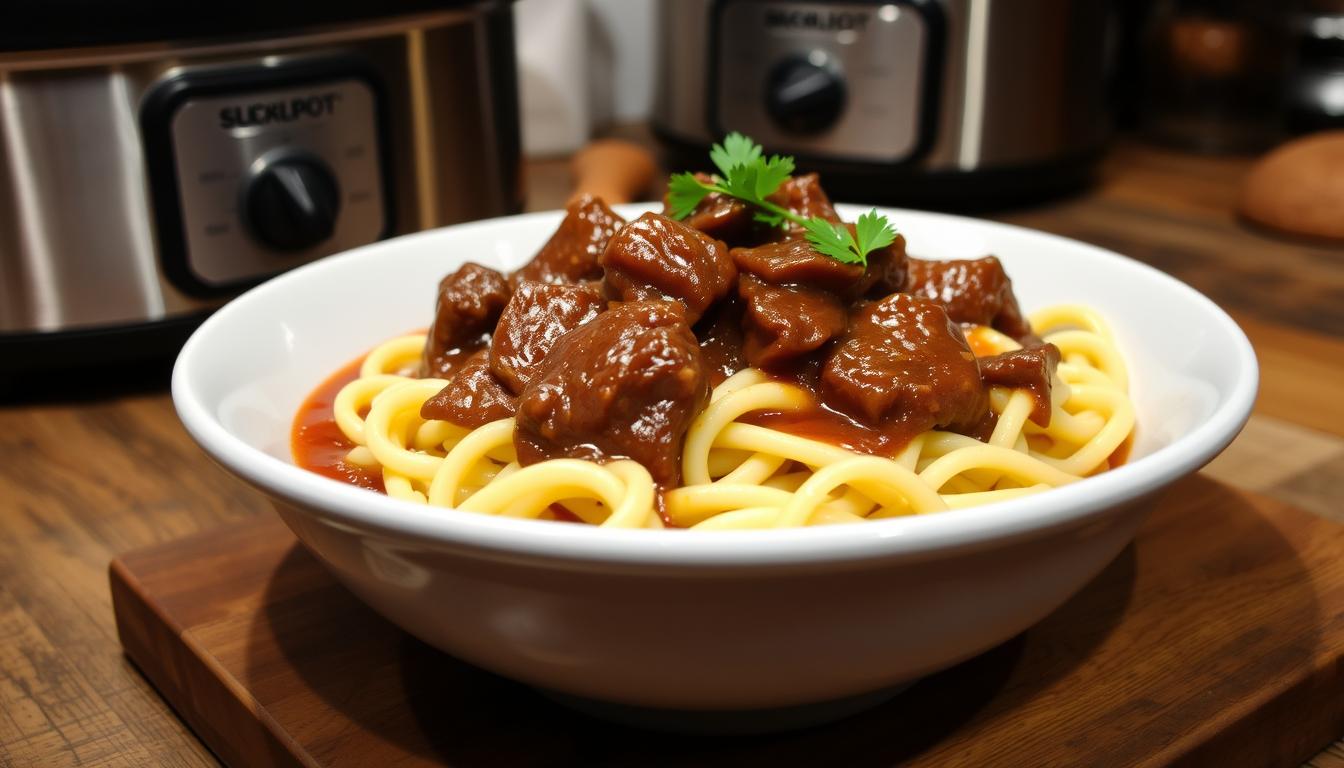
218,93,341,130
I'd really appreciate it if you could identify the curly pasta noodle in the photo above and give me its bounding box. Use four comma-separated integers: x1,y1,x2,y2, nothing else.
327,305,1134,530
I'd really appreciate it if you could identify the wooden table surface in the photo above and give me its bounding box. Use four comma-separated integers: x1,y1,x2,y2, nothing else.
3,139,1343,767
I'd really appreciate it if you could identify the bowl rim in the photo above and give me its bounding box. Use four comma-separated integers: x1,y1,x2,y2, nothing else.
172,204,1259,567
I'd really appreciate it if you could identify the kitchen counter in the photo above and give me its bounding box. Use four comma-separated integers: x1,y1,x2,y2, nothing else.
2,138,1343,767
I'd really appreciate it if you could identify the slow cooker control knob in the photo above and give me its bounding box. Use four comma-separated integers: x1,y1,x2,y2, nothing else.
242,155,341,252
766,54,847,135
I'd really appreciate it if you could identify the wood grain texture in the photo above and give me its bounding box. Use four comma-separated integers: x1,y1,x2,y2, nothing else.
1,137,1343,766
108,475,1344,768
1203,416,1344,496
0,385,267,767
996,144,1344,339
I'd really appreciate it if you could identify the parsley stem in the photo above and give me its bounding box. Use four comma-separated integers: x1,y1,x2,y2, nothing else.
752,198,809,227
702,178,809,228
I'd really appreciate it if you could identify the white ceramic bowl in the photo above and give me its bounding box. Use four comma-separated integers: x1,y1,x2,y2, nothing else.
173,204,1257,717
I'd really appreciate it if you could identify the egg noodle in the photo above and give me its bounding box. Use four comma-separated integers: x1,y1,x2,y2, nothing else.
329,304,1133,530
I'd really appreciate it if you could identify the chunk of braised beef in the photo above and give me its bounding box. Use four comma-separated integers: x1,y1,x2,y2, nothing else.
489,281,606,395
739,274,847,370
903,256,1033,341
821,293,987,432
864,233,909,297
694,297,747,386
662,172,758,244
600,212,736,324
514,301,709,486
979,343,1061,426
767,173,841,240
510,194,624,287
420,349,517,427
420,263,512,377
732,238,867,296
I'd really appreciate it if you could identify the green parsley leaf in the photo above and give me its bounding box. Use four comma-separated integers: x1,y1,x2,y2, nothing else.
718,162,759,202
803,218,865,265
752,210,785,227
753,154,795,200
666,172,714,220
709,132,762,178
676,132,898,268
853,208,898,256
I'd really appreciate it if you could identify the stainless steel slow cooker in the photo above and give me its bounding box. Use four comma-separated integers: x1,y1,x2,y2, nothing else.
0,1,520,371
654,0,1114,208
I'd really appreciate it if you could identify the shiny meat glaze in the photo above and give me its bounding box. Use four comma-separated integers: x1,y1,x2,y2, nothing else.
420,349,517,427
904,256,1033,340
489,281,606,394
821,293,986,432
664,171,842,247
979,344,1061,426
420,263,511,377
414,172,1045,483
739,274,846,370
514,301,708,486
768,173,841,239
730,234,908,300
667,172,758,244
510,194,625,287
600,212,736,324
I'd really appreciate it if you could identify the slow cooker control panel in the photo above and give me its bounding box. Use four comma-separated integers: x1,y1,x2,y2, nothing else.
142,57,389,296
713,0,941,164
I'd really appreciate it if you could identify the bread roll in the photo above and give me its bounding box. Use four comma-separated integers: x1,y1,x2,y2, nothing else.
1239,132,1344,241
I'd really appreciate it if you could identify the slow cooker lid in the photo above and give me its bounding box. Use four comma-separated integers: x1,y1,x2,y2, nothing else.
2,0,503,52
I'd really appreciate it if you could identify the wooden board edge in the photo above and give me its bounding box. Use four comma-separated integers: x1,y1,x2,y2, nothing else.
1160,651,1344,768
108,556,311,768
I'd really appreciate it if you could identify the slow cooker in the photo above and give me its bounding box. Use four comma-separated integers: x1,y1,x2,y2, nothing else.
654,0,1115,208
0,1,520,372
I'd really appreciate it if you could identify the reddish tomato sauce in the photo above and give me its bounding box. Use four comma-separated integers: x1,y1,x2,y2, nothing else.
290,356,594,523
1107,433,1134,470
964,325,1002,358
741,404,921,458
292,342,1130,507
291,356,384,492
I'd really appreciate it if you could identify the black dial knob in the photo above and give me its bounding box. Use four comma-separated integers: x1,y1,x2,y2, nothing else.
242,154,340,252
766,54,847,135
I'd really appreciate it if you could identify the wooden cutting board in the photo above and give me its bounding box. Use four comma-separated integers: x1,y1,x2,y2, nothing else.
110,475,1344,768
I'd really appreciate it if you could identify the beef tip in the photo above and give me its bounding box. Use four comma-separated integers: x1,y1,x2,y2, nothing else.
979,343,1061,426
767,173,841,240
511,194,624,287
821,293,987,432
865,232,909,297
663,172,758,244
694,297,747,386
732,215,908,300
903,256,1033,341
739,274,847,370
600,212,736,324
732,220,907,298
514,301,709,486
733,235,905,301
732,238,866,296
664,172,839,247
489,281,606,395
420,349,517,427
421,263,512,377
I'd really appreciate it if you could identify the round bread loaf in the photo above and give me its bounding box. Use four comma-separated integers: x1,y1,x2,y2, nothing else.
1239,131,1344,241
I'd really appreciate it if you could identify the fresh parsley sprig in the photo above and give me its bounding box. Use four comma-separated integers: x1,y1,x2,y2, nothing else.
667,132,897,266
